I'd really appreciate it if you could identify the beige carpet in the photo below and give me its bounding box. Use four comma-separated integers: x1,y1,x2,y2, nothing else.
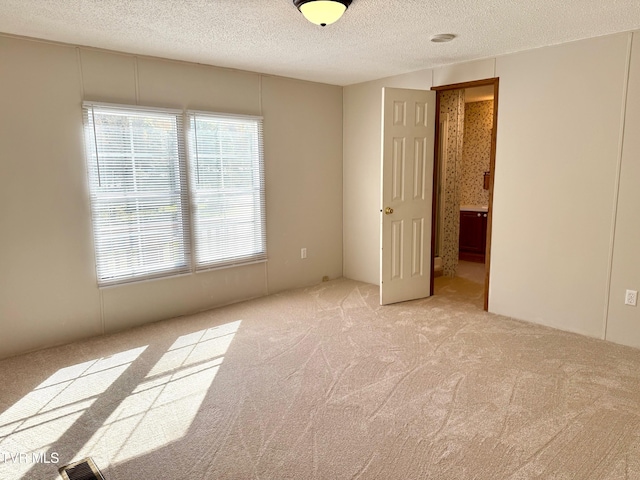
435,260,486,310
1,278,640,479
455,260,486,285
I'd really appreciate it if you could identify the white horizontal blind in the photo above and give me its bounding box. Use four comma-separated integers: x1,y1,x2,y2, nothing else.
83,104,191,285
188,112,266,270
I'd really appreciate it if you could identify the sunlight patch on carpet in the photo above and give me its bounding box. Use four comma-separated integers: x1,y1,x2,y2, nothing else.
77,320,241,465
0,347,147,479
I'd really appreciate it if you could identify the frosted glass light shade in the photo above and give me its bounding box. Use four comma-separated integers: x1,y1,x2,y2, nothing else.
297,0,349,26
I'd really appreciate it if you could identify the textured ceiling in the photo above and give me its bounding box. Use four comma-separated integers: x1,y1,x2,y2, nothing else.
0,0,639,86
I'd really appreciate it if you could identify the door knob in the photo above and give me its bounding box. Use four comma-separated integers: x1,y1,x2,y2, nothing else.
477,213,481,217
385,207,394,215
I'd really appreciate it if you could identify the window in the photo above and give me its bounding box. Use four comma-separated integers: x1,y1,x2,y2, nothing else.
188,112,266,270
83,104,191,285
83,103,266,286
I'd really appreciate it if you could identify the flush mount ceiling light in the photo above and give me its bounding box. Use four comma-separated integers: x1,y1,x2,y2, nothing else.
294,0,352,27
431,33,456,43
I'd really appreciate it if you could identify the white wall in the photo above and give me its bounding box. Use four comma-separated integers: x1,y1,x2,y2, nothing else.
0,35,343,358
343,31,640,345
0,38,103,354
343,70,433,284
432,58,495,87
606,32,640,348
262,75,343,293
488,33,631,338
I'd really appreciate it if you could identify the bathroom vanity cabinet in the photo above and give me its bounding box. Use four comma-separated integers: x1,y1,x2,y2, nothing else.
459,210,487,263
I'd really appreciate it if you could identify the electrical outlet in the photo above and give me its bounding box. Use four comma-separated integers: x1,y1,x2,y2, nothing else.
625,289,637,306
301,248,307,259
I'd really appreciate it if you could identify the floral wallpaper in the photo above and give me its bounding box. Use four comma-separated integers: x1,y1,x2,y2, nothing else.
437,90,465,277
461,101,493,207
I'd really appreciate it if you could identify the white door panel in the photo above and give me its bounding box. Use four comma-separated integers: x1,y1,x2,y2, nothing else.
380,87,435,305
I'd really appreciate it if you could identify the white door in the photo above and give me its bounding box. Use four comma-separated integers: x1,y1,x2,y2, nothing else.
380,87,436,305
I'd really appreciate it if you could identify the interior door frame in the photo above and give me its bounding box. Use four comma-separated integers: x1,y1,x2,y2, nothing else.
429,77,500,311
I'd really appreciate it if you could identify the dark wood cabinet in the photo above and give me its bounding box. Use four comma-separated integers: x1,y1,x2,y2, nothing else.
459,211,487,263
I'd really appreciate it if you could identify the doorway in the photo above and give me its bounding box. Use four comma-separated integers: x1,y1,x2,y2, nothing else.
429,78,499,311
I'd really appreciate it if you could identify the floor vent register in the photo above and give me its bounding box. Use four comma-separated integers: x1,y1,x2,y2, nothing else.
59,458,105,480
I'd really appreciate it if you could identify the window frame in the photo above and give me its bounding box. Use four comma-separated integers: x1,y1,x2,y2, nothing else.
82,101,267,288
186,109,267,272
